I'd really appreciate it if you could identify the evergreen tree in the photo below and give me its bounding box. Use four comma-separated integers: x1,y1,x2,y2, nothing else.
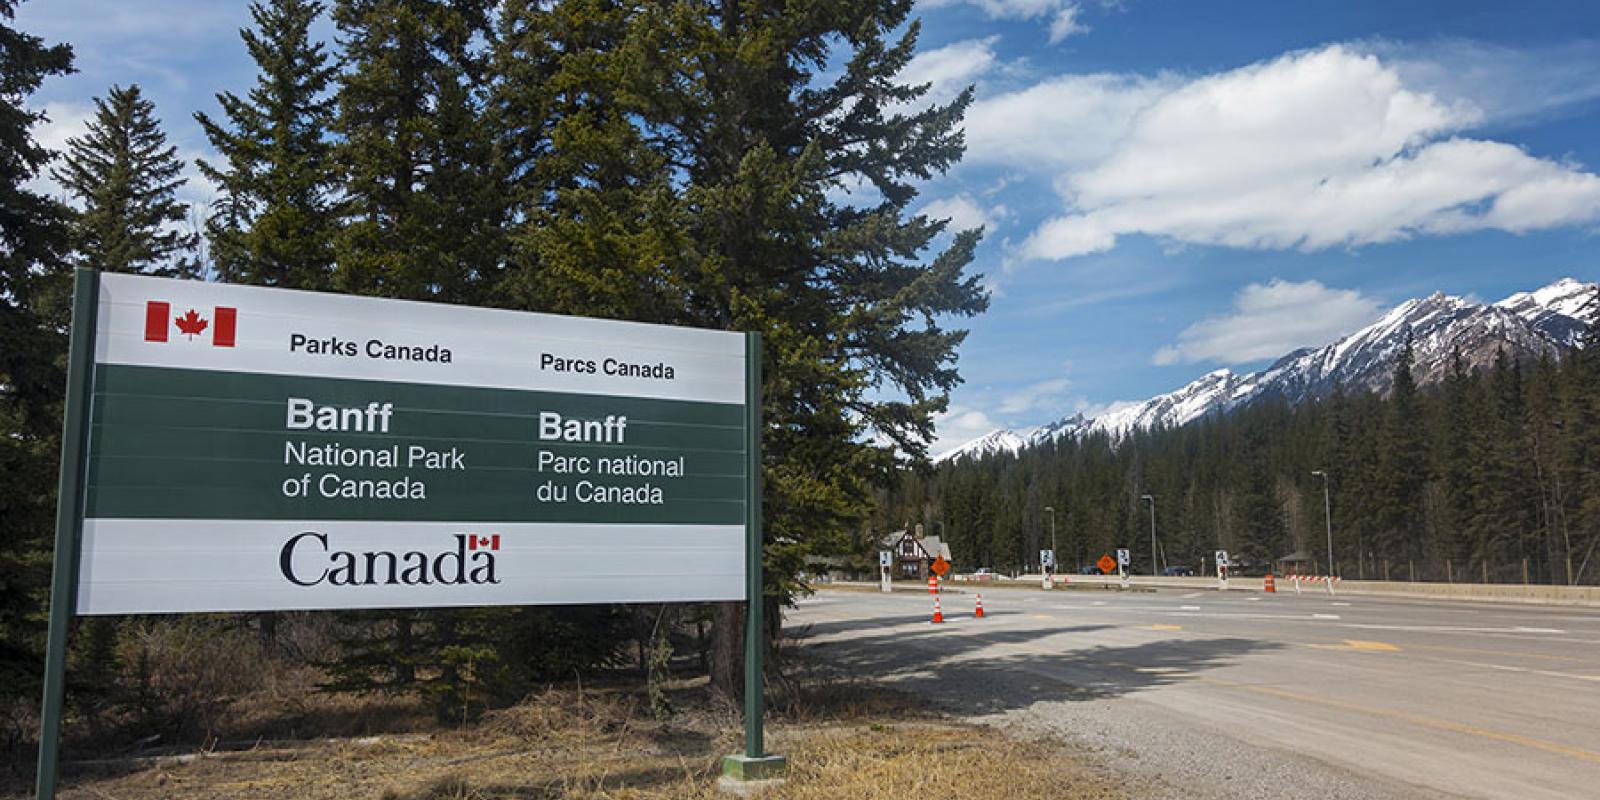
320,0,508,705
491,0,688,321
52,84,197,276
1437,349,1478,560
1558,313,1600,583
1376,329,1428,569
490,1,988,694
0,0,74,699
195,0,338,288
331,0,505,304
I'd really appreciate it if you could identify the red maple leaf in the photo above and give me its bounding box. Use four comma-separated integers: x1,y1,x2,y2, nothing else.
175,309,208,339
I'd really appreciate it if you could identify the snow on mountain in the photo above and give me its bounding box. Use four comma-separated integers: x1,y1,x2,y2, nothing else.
934,427,1034,462
1496,277,1598,348
1087,369,1248,437
1026,413,1091,446
935,277,1596,462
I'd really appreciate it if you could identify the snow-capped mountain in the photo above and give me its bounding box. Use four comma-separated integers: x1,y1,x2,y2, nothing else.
934,427,1035,461
935,277,1599,462
1497,277,1598,348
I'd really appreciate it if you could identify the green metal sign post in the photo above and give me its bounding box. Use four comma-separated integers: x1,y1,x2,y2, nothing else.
35,269,99,800
721,332,788,782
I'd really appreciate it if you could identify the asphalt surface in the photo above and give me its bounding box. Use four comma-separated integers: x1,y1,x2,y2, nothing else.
789,584,1600,800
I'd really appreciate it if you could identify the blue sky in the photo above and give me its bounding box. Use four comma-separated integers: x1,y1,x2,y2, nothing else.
16,0,1600,453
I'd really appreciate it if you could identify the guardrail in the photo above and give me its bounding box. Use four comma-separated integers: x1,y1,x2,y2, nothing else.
856,573,1600,607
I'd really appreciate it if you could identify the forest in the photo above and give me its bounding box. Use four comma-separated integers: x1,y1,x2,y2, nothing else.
875,334,1600,587
0,0,986,750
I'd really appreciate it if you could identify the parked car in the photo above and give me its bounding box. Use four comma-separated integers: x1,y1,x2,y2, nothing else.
1162,566,1196,577
1080,564,1103,575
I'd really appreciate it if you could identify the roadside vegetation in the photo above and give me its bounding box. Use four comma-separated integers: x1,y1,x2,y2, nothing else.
0,621,1128,800
884,332,1600,586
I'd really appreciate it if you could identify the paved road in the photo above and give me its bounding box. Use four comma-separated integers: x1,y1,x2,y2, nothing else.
789,585,1600,799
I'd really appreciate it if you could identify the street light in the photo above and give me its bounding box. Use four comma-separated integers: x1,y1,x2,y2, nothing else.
1140,494,1157,576
1312,470,1333,577
1044,506,1056,569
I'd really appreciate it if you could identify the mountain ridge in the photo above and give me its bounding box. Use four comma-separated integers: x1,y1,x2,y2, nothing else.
936,277,1599,462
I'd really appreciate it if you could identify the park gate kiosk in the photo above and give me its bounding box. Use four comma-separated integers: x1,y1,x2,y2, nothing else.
35,270,785,798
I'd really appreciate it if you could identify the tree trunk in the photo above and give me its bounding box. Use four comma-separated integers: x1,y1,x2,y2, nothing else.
709,601,743,701
257,611,277,652
395,614,416,686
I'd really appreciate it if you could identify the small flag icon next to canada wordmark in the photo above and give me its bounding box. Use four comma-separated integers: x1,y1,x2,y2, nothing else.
144,301,236,347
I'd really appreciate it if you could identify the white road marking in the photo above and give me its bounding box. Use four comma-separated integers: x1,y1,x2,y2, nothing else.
1343,623,1568,635
1180,592,1204,599
1179,605,1202,611
1332,602,1351,607
1247,597,1261,601
1435,657,1600,683
1313,614,1341,619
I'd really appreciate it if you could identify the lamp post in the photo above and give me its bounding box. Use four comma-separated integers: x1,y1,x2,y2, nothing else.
1044,506,1056,567
1140,494,1157,575
1312,470,1333,576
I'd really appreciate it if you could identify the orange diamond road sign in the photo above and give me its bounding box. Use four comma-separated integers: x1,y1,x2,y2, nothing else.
930,556,950,577
1097,554,1117,574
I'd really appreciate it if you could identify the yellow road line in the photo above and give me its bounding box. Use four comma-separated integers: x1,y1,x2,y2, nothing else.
1200,676,1600,765
1307,640,1401,652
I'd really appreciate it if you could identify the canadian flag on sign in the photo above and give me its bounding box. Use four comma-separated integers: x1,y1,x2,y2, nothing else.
144,301,236,347
468,534,501,552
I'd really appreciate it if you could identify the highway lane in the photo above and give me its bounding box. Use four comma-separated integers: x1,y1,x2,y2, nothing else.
789,585,1600,799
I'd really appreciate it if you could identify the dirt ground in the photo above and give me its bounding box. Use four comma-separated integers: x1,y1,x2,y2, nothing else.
7,666,1129,800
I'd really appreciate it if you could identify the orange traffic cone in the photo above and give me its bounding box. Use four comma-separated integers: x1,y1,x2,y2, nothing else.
1264,573,1276,593
975,594,985,618
932,594,944,623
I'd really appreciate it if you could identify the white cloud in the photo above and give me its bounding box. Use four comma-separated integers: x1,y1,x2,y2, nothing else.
963,73,1176,170
920,192,1006,232
1048,6,1088,43
1377,38,1600,129
1152,279,1384,366
998,377,1073,413
34,101,93,155
923,1,1090,43
929,405,1006,452
900,36,1001,106
1000,44,1600,261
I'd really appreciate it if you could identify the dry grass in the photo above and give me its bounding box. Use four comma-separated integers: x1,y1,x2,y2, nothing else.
15,668,1127,800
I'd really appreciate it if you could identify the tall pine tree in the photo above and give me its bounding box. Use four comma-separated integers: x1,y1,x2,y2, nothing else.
195,0,338,288
0,0,74,699
1376,329,1428,572
52,84,197,276
492,1,989,694
331,0,505,304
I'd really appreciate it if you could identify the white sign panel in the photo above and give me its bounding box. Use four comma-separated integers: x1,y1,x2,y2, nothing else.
879,550,893,568
1116,548,1130,566
1215,550,1230,567
1040,549,1054,568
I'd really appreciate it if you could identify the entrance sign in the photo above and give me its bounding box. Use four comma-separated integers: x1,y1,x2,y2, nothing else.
38,271,777,797
77,272,749,613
